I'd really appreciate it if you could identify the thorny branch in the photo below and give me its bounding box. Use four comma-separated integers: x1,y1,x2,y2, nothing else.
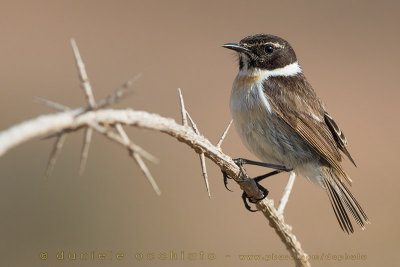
178,88,210,197
0,40,311,267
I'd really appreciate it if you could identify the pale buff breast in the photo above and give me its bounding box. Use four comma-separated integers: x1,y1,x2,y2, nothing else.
229,73,315,168
230,74,283,165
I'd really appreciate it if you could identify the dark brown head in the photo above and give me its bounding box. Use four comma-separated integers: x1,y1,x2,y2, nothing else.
223,34,297,71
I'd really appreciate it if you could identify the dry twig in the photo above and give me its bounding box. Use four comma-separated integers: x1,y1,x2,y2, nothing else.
115,123,161,195
178,88,188,127
216,119,233,149
45,133,67,177
97,74,141,109
186,111,211,197
71,39,97,174
79,127,93,176
277,171,297,214
35,97,70,111
70,38,96,108
87,122,157,164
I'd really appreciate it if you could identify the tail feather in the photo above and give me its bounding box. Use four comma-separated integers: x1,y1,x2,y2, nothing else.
335,180,365,229
323,178,353,233
340,181,369,223
322,167,370,233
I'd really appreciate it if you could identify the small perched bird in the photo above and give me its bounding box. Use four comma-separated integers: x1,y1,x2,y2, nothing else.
223,34,369,233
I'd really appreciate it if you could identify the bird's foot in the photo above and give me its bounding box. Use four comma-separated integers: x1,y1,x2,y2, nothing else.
222,158,291,212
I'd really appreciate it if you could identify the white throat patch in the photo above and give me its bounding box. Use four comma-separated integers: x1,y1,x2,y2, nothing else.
239,61,302,79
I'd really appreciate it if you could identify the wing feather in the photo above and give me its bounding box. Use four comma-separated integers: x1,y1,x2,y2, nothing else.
263,76,352,184
324,112,357,166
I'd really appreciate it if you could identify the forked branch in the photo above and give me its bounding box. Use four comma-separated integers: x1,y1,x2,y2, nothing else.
0,108,310,266
0,40,310,267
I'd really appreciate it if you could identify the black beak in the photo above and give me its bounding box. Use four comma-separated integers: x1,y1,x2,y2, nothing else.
222,43,250,53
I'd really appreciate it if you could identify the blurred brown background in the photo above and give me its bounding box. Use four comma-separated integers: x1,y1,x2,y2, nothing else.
0,0,398,266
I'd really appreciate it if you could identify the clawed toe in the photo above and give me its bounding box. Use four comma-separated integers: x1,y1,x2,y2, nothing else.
222,158,287,212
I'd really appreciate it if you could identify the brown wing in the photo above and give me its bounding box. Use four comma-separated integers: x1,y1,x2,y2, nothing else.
324,112,357,167
264,75,352,185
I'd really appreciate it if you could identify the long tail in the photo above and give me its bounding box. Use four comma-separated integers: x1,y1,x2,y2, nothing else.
321,167,370,234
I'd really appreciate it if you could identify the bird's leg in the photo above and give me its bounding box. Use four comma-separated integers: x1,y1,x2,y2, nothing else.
253,170,283,183
222,158,291,212
233,158,292,172
222,158,290,191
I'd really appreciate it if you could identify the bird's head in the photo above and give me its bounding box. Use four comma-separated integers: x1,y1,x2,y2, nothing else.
223,34,297,71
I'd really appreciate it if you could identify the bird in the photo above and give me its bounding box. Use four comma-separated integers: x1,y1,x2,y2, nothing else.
223,33,369,233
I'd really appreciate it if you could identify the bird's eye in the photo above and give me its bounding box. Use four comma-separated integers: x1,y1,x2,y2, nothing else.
265,45,274,54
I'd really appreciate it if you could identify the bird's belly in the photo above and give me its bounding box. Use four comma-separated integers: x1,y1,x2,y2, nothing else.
230,80,314,169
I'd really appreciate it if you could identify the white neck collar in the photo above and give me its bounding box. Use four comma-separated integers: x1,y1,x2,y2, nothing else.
239,61,302,79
